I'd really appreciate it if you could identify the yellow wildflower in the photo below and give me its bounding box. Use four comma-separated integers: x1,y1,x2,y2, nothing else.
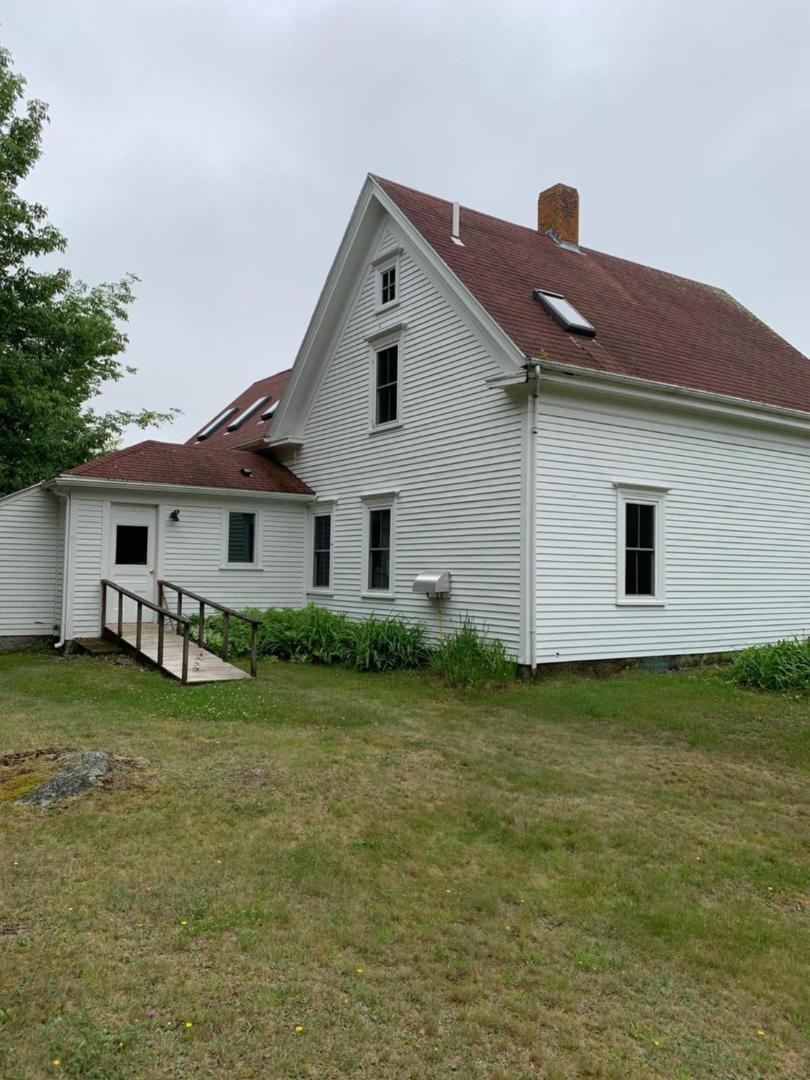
294,1025,304,1033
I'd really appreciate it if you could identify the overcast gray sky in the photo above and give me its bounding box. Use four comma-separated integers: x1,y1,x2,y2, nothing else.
4,0,810,443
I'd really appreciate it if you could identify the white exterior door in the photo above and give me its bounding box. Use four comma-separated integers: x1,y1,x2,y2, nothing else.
108,504,158,623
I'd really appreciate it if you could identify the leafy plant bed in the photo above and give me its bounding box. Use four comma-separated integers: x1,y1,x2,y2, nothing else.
730,638,810,693
192,605,516,687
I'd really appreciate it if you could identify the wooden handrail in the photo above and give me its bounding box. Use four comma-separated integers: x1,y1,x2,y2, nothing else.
157,580,260,624
101,579,193,683
157,579,259,677
100,579,191,624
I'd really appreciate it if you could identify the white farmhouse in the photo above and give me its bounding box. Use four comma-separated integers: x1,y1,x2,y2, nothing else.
2,175,809,675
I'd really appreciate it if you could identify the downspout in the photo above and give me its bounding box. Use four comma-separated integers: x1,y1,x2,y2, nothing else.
525,362,541,671
49,485,71,649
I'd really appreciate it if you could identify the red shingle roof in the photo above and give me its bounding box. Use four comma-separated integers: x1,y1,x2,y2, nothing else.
63,441,313,495
375,176,810,414
185,369,291,448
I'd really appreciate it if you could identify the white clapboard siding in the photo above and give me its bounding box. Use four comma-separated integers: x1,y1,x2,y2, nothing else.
66,492,308,638
0,485,64,638
281,220,525,653
535,386,810,662
160,498,307,610
69,497,106,637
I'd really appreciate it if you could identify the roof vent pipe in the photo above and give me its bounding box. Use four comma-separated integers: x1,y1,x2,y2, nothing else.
451,201,464,246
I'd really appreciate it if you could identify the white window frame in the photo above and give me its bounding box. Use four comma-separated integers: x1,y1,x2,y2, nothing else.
371,246,402,315
367,326,405,434
307,500,335,596
360,492,398,599
613,483,669,606
220,508,263,570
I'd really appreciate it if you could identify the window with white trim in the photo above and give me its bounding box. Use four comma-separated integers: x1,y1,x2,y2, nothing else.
312,512,332,589
375,344,398,426
368,507,391,590
380,264,396,306
227,511,256,564
615,485,667,604
374,250,401,313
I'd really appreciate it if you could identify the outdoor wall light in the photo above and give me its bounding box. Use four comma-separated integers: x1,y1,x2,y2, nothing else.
169,509,180,522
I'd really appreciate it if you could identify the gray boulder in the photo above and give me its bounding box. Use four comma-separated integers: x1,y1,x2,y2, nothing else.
16,751,110,808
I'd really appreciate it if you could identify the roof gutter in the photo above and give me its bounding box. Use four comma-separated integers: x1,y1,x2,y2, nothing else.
489,359,810,434
49,476,315,501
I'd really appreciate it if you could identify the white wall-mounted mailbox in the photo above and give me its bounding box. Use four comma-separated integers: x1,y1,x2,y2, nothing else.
412,571,451,599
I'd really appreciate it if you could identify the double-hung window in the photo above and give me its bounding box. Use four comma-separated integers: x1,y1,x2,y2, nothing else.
380,265,396,306
375,345,398,426
373,249,401,314
368,507,391,590
614,484,668,604
312,513,332,590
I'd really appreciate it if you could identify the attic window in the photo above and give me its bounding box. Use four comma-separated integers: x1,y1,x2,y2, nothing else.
195,407,237,441
226,396,269,432
260,400,279,421
533,289,595,337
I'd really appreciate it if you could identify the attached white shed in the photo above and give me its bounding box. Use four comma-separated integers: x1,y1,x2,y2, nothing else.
0,485,64,648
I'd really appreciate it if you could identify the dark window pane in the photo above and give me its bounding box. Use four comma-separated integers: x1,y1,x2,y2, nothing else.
313,550,331,589
638,504,654,549
314,514,331,552
369,549,390,590
228,512,255,563
115,525,148,565
636,550,654,595
626,503,639,548
625,549,637,595
369,508,390,550
377,345,397,387
313,514,331,588
376,384,397,425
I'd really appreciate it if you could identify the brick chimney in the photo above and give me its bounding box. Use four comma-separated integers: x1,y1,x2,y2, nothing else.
538,183,579,245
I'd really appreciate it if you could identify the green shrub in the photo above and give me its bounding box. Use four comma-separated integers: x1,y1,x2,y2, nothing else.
729,639,810,693
349,615,430,672
431,618,516,689
193,605,428,672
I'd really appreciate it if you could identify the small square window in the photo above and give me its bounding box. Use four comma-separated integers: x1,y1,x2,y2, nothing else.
313,513,332,589
380,265,396,306
115,525,148,566
228,512,256,564
375,345,398,426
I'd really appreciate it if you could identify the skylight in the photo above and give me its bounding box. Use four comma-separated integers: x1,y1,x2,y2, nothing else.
195,406,237,441
226,396,269,431
533,289,596,337
260,400,279,421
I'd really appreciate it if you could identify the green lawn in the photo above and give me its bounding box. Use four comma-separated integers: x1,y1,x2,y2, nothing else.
2,651,810,1078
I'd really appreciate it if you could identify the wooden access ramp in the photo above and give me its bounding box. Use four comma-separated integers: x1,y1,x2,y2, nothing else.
100,579,260,685
105,622,249,683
